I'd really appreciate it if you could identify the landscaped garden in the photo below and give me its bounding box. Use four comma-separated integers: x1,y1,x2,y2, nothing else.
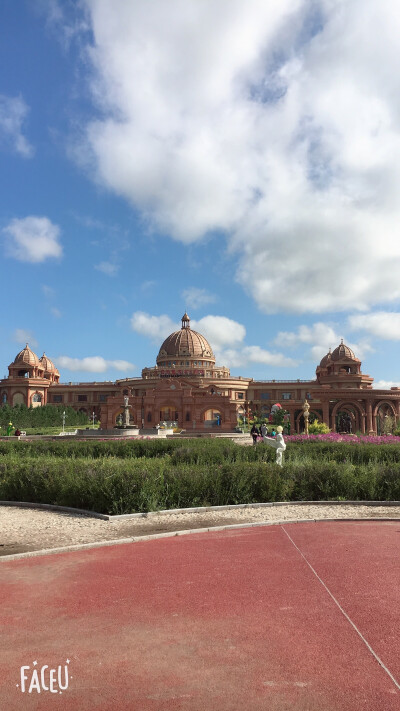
0,437,399,515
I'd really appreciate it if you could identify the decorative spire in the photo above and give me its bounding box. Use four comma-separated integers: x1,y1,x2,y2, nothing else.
181,312,190,329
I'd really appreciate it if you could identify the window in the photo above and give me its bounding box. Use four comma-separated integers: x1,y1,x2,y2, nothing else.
147,412,152,422
99,394,107,402
282,393,292,400
32,393,42,403
260,393,270,400
78,395,87,402
52,395,62,403
185,411,190,421
236,392,244,399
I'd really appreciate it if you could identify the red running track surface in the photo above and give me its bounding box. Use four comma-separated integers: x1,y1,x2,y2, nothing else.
0,521,399,710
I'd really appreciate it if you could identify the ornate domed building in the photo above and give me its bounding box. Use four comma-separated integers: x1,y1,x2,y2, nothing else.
316,339,371,387
157,312,215,368
39,353,60,382
2,344,58,407
1,319,400,435
109,313,238,429
142,313,229,380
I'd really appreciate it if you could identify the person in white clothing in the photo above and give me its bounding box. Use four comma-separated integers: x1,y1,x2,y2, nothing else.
262,425,286,466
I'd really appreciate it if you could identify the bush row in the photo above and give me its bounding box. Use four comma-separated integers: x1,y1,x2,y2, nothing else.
0,455,398,514
0,404,88,428
2,437,400,464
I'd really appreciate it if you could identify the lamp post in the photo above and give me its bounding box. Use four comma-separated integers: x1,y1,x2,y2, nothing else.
92,411,95,429
62,411,66,434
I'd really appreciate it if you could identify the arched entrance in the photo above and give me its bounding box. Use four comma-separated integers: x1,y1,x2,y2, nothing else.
12,392,24,406
375,401,397,435
336,408,355,433
31,392,42,408
332,401,365,434
295,409,321,433
204,408,222,427
159,405,179,423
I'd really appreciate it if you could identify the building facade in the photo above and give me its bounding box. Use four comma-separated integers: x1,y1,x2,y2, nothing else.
1,314,400,434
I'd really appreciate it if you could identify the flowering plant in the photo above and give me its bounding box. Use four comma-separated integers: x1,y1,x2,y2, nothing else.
285,433,400,444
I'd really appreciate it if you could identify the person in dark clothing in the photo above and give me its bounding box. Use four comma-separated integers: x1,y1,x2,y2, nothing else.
250,423,259,445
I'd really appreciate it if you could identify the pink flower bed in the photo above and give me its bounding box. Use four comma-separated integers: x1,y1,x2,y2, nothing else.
285,433,400,444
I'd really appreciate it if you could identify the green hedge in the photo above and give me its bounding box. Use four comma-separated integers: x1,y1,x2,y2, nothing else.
2,438,400,464
0,454,399,514
0,404,88,428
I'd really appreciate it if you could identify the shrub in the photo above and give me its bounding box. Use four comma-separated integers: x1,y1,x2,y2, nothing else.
307,420,330,434
0,444,398,515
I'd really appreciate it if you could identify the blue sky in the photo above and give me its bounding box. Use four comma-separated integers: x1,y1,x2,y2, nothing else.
1,0,400,387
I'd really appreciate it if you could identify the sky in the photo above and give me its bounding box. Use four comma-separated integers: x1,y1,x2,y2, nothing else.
1,0,400,388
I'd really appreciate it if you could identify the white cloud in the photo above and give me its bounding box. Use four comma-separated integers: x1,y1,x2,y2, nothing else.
220,345,297,368
273,321,375,361
0,94,34,157
42,284,55,298
275,322,341,360
56,356,134,373
130,310,296,368
95,261,119,276
373,380,400,390
39,0,90,48
140,280,156,291
12,329,38,348
41,284,61,317
75,0,400,313
243,345,297,367
181,287,216,310
130,312,180,343
191,315,245,349
348,312,400,341
3,216,62,263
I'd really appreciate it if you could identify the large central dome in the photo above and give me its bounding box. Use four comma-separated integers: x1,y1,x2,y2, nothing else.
156,313,215,367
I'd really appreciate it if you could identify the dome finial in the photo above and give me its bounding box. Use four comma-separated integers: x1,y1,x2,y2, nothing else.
181,312,190,329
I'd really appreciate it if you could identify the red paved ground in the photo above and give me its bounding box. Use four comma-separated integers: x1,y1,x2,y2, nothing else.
0,521,399,710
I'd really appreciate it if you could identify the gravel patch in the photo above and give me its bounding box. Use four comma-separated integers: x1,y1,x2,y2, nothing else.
1,503,399,557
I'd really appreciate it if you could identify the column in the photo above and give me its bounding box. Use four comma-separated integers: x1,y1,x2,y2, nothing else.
366,400,374,435
322,400,329,427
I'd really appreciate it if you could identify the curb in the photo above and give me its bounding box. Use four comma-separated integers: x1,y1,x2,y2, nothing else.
1,517,399,563
0,500,108,520
1,499,399,521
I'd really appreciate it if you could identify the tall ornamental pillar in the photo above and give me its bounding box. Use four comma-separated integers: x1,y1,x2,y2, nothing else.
366,400,374,435
322,400,330,428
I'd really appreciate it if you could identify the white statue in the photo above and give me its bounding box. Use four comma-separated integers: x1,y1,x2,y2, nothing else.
262,425,286,466
124,395,129,407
